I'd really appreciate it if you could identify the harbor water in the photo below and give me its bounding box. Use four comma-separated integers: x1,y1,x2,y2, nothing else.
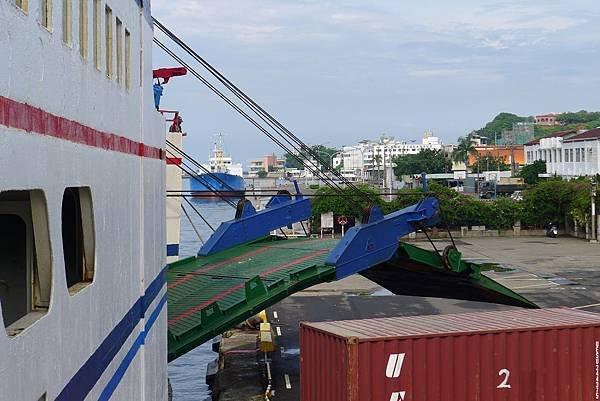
168,187,239,401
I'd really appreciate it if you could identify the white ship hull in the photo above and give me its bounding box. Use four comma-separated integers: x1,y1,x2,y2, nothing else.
0,0,167,400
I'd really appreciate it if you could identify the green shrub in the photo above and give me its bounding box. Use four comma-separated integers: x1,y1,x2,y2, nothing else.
521,179,575,227
310,179,597,231
490,197,523,230
310,184,384,229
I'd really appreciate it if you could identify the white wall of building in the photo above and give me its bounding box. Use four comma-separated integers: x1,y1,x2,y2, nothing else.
525,136,600,179
339,133,443,181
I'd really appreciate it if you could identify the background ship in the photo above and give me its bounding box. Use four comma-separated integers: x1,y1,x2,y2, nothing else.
190,134,245,198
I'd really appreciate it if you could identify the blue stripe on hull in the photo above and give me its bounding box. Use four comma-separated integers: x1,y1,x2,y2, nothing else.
56,267,167,401
189,173,245,193
98,293,168,401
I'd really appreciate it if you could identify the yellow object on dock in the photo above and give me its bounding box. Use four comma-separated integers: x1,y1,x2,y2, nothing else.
259,322,276,353
258,310,268,324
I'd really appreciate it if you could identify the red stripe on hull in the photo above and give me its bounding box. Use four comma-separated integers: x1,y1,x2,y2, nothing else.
0,95,164,159
166,157,182,165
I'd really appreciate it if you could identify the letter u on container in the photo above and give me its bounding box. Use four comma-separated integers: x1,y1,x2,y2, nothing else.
300,308,600,401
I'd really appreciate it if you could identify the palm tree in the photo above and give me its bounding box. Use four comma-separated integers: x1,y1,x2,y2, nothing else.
373,154,382,185
453,136,478,174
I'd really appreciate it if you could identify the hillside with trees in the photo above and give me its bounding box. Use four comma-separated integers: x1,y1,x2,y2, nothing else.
474,113,534,142
535,110,600,138
474,111,600,142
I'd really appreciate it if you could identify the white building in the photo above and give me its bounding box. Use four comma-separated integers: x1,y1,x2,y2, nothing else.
524,128,600,179
338,132,443,182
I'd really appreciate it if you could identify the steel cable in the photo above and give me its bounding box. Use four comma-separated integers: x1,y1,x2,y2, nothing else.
153,20,377,206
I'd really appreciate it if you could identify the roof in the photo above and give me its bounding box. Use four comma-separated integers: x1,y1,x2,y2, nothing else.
536,113,559,118
302,308,600,341
564,127,600,142
524,129,576,146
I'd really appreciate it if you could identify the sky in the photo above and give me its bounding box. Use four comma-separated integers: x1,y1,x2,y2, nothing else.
151,0,600,163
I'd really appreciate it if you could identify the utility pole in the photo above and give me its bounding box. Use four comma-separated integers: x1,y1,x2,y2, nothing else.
592,177,597,243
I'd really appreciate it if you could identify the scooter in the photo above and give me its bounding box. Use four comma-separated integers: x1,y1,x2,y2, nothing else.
546,223,558,238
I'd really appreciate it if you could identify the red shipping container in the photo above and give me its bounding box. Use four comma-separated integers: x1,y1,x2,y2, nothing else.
300,308,600,401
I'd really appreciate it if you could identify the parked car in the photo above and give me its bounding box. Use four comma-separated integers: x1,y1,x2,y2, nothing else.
511,190,523,201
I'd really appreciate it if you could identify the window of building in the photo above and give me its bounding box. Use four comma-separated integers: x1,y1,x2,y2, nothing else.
576,148,581,162
62,0,72,45
61,187,95,294
93,0,100,69
105,5,113,78
581,148,585,162
15,0,29,12
40,0,52,30
125,29,131,90
79,0,87,59
0,190,52,337
116,18,123,85
570,149,574,162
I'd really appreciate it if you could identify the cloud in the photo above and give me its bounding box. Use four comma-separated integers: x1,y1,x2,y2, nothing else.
152,0,343,45
409,68,504,81
152,0,591,51
150,0,600,160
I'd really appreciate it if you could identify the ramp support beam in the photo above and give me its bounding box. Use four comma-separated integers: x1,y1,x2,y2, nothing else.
199,184,311,256
325,197,440,279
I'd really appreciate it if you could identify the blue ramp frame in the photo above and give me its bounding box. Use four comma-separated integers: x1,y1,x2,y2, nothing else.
325,197,440,279
199,187,311,256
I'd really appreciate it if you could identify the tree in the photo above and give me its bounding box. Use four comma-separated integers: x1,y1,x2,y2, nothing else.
310,184,384,228
452,136,478,171
373,154,382,184
470,155,510,172
518,160,546,185
392,149,452,177
521,179,578,227
534,110,600,139
284,153,304,169
475,113,534,143
284,145,339,170
556,110,600,125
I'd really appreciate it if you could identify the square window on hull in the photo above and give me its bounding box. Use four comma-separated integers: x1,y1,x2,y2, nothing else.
0,190,52,336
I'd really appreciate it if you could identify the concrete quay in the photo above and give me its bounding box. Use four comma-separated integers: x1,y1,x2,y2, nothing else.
212,235,600,401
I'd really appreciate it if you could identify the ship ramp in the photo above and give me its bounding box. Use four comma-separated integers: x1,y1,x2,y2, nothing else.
167,203,536,361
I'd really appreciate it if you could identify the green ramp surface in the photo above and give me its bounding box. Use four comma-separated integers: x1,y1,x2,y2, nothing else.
167,237,337,361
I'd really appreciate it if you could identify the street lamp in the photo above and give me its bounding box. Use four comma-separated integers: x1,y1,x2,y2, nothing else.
315,150,334,171
331,150,345,176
